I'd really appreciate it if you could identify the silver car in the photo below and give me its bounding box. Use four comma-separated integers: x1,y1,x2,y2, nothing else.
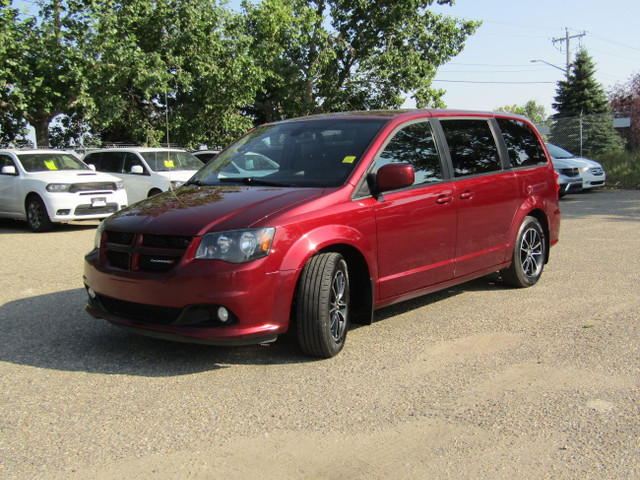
546,143,606,190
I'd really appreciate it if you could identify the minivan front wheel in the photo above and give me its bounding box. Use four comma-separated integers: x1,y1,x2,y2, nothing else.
296,252,350,358
502,216,545,287
26,195,53,232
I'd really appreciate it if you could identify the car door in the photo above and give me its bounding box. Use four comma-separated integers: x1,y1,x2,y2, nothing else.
121,152,153,203
373,120,457,301
0,154,21,215
436,118,519,278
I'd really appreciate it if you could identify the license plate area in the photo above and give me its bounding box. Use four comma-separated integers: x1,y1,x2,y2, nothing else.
91,197,107,207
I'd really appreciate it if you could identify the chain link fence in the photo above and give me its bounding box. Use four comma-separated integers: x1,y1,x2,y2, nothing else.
535,112,631,158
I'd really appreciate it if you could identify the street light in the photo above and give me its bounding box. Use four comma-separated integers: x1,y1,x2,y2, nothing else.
531,59,568,77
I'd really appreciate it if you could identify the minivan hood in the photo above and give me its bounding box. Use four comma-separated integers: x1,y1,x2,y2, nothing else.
104,185,325,236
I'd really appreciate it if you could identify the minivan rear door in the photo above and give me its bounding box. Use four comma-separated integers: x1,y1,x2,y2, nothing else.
436,118,519,277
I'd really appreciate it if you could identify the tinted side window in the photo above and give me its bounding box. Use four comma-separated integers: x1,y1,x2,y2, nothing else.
439,119,501,177
497,118,548,167
91,152,123,173
376,121,443,186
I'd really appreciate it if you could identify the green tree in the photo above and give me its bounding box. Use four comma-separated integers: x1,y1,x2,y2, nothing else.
243,0,479,123
550,49,624,156
496,100,548,125
0,2,33,145
85,0,261,148
0,0,95,147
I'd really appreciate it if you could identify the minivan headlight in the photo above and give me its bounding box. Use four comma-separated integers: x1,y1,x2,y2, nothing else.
195,227,275,263
116,180,125,190
94,222,105,249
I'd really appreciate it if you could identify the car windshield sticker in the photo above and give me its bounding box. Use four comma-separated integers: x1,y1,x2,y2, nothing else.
164,160,175,168
342,156,356,164
44,160,58,170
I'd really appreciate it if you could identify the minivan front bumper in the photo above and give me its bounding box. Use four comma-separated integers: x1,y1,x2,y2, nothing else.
83,249,299,345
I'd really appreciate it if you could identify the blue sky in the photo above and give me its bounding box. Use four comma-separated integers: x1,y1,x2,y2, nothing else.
426,0,640,115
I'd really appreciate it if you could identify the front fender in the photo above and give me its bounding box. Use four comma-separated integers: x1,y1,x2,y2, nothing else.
276,223,377,275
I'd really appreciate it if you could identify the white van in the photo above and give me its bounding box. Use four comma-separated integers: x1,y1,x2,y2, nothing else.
83,147,203,204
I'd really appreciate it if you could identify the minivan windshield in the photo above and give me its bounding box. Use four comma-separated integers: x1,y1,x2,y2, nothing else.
140,151,203,172
188,119,387,188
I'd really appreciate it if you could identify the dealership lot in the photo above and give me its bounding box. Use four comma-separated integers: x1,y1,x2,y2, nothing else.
1,189,639,479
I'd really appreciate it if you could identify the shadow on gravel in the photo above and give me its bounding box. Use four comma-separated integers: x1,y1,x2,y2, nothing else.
559,189,640,221
0,218,100,234
372,273,504,324
0,289,310,376
1,275,507,376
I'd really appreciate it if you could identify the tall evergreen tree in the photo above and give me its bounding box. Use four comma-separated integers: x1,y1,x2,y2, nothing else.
550,49,624,156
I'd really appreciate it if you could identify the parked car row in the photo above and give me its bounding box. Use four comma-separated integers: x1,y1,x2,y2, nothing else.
0,147,205,231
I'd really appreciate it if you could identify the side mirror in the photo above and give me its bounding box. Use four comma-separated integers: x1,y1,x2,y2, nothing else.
130,165,144,174
1,165,17,175
375,163,415,192
87,164,96,171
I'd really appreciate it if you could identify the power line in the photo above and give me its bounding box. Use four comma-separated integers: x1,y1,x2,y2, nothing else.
588,32,640,52
434,80,556,84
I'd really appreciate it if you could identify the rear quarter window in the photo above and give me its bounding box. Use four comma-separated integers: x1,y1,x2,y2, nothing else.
497,118,548,168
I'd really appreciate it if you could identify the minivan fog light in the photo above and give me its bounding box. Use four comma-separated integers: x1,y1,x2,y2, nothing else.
217,307,230,323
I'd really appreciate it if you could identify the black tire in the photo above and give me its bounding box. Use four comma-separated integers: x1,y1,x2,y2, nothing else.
26,195,53,232
501,216,546,288
295,252,350,358
148,189,162,197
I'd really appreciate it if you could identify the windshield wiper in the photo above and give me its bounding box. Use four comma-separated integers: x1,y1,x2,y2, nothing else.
185,179,205,186
219,177,296,187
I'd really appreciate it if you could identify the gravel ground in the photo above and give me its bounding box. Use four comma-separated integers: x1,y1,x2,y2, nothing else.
0,189,639,479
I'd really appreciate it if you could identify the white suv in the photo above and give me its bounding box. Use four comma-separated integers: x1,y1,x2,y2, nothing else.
0,149,128,232
83,148,203,204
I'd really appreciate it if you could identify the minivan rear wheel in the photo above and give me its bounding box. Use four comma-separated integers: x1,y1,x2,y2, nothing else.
295,252,350,358
502,216,545,287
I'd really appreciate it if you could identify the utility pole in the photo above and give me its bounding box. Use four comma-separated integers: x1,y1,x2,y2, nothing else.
552,28,586,77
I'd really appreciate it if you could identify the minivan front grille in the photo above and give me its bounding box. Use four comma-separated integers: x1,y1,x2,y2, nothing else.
97,294,182,324
103,230,193,272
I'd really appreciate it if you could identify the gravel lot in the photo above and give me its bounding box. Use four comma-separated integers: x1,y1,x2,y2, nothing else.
1,189,639,479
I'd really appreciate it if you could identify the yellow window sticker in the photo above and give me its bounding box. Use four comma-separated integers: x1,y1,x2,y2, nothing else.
164,160,175,168
44,160,58,170
342,156,357,164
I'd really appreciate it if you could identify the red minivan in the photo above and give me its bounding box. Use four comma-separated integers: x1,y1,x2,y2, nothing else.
84,110,561,357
